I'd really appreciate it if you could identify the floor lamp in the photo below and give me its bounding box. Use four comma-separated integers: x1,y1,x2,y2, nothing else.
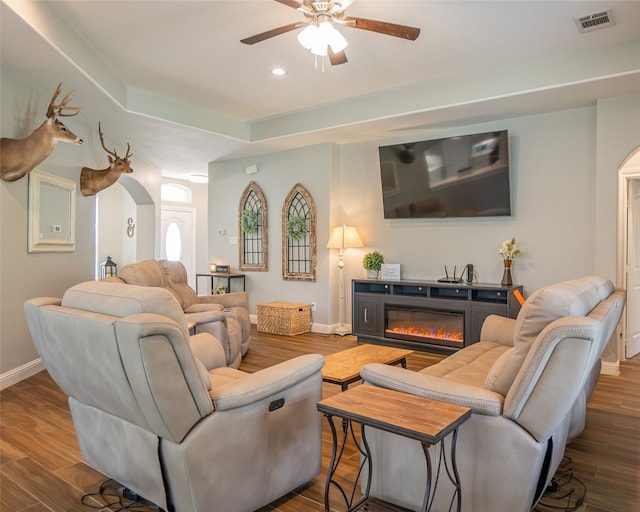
326,225,364,336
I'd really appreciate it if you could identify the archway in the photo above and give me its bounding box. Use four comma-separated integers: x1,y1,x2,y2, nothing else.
96,174,155,277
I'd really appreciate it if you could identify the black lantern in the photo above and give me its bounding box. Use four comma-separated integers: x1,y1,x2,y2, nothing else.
101,256,118,279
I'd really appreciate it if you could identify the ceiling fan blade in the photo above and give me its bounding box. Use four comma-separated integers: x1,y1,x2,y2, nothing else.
328,48,348,65
240,22,302,45
343,16,420,41
274,0,310,10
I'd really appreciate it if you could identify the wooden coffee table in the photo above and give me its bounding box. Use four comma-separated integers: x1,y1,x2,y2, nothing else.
322,344,414,391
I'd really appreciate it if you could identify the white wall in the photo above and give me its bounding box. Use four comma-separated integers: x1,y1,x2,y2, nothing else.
208,100,640,366
0,70,95,381
0,68,161,386
341,108,598,295
595,93,640,279
208,144,336,331
96,182,137,274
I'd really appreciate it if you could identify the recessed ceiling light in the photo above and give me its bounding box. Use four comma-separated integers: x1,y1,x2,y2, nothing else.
271,67,286,76
189,174,208,184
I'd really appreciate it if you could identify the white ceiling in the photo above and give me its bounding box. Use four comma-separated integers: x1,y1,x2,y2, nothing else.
1,0,639,180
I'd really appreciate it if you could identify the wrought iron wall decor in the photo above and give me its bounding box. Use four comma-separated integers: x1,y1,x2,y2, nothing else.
282,183,316,281
238,181,268,271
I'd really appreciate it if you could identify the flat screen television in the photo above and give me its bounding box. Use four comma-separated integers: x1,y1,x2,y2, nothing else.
378,130,511,219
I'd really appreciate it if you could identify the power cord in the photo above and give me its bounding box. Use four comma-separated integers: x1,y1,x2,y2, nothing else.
81,478,164,511
533,457,586,512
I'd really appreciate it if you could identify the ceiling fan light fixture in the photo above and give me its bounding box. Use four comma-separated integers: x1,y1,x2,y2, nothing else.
297,24,318,49
318,20,334,36
241,2,420,67
300,20,347,57
311,39,328,56
328,27,348,53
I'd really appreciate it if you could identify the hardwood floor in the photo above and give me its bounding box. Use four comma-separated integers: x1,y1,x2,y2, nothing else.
1,327,638,512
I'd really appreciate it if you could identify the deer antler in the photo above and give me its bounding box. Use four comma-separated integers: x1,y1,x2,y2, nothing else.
46,82,82,119
98,122,118,159
46,84,62,118
98,123,133,161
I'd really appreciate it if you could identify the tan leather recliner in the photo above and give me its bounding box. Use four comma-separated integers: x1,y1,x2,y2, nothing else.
159,260,251,358
359,275,625,512
24,280,324,512
113,259,249,368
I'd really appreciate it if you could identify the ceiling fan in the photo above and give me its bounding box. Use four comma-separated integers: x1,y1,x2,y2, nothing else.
240,0,420,66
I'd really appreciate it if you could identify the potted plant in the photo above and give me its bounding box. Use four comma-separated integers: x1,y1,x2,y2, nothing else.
362,250,385,279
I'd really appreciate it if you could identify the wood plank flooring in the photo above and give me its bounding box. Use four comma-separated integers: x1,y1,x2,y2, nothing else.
1,327,638,512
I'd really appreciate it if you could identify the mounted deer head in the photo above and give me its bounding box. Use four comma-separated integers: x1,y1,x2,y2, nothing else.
0,83,83,182
80,123,133,196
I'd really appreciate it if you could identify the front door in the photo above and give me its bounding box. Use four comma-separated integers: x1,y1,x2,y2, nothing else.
161,207,196,288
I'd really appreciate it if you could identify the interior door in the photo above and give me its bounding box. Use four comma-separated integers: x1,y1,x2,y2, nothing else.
626,179,640,358
161,207,196,288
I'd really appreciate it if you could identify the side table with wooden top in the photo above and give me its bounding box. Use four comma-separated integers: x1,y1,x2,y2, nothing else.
317,385,471,512
195,272,246,294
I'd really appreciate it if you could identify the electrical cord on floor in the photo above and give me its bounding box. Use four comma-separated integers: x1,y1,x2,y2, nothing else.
81,478,164,512
533,457,587,512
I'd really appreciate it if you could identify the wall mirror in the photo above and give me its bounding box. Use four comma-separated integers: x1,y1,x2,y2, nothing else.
28,168,76,253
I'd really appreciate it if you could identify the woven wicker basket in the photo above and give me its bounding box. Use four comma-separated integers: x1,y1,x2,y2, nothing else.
257,302,311,336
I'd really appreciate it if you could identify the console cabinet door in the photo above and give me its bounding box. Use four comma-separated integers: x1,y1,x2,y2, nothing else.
354,296,379,336
470,304,507,344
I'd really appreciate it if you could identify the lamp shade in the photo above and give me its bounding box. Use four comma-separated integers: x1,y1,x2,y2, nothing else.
326,225,364,250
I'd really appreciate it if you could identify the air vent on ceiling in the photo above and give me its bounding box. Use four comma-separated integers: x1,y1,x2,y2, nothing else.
575,9,615,33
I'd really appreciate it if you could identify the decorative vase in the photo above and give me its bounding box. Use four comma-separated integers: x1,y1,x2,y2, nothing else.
367,269,379,280
501,260,513,286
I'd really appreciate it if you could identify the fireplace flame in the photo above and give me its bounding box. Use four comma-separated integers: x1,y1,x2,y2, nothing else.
386,326,463,342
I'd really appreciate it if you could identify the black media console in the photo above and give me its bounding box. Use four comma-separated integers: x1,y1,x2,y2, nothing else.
352,279,523,354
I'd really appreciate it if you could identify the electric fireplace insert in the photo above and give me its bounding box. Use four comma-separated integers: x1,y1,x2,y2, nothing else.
385,305,464,350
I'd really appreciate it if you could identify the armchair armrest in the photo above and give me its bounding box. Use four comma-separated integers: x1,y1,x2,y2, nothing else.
197,291,248,309
480,315,516,346
190,333,227,371
184,303,224,314
210,354,324,411
183,310,227,325
360,363,504,416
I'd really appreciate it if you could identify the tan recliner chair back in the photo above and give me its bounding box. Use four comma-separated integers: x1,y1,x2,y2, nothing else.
25,280,324,512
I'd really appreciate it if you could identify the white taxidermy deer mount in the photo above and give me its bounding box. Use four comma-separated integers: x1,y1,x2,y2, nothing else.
80,123,133,196
0,83,83,182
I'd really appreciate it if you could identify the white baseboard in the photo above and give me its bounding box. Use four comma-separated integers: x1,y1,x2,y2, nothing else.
0,358,45,390
600,360,620,376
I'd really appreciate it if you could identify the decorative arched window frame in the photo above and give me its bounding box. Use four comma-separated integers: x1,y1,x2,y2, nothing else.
282,183,316,281
238,181,268,271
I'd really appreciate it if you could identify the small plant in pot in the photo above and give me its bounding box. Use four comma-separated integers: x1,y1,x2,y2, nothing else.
362,250,385,279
